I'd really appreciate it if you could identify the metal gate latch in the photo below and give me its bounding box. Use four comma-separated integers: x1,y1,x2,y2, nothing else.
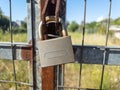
38,36,74,67
38,0,74,67
38,16,74,67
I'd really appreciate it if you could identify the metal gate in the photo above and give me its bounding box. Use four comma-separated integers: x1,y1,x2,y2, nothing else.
0,0,38,89
0,0,120,90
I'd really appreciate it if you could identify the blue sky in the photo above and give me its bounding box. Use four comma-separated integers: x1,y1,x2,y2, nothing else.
0,0,120,23
67,0,120,23
0,0,27,21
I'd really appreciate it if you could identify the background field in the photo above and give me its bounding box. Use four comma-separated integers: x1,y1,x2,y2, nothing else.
0,32,120,90
66,32,120,90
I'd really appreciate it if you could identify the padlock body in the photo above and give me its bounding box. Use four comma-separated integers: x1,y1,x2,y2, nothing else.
38,36,74,67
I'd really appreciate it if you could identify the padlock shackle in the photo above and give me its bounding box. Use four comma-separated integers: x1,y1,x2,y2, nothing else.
38,21,43,40
45,16,61,24
55,0,61,23
38,16,67,40
41,0,61,24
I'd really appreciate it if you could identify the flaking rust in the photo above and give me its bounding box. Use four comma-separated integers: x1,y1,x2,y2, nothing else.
21,45,32,62
39,0,66,90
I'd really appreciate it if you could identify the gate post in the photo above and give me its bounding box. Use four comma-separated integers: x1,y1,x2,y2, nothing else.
39,0,66,90
27,0,41,90
27,0,66,89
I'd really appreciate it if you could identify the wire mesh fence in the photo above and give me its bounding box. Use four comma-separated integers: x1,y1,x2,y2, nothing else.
0,0,33,90
0,0,120,90
56,0,120,90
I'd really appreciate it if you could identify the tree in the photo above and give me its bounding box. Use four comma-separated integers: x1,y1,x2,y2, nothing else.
66,21,70,27
0,7,2,16
112,17,120,25
68,21,79,32
96,21,107,35
0,15,9,33
86,21,97,33
19,21,27,33
21,21,27,29
0,7,9,33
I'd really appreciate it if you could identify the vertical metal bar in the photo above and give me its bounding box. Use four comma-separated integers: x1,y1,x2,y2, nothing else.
105,0,112,47
78,0,87,89
31,0,37,90
27,0,32,42
100,0,112,89
61,0,67,86
61,65,64,90
9,0,17,89
57,66,60,90
61,1,67,89
56,65,64,90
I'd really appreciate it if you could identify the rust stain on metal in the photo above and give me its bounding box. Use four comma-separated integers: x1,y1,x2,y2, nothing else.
40,0,56,20
40,0,56,90
39,0,66,89
21,45,32,61
42,67,55,90
51,0,55,4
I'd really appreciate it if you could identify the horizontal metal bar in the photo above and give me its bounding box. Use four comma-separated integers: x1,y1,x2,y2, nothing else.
73,45,120,66
0,44,32,61
58,85,98,90
0,44,120,66
0,80,33,87
0,42,31,46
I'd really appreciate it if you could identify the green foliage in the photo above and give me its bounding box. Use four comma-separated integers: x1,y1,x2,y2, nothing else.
112,17,120,25
0,60,29,90
0,7,2,16
0,7,27,34
0,15,9,33
12,27,27,34
12,21,27,34
96,20,113,36
0,7,9,33
21,21,27,29
96,23,107,35
68,21,79,32
66,21,70,27
68,17,119,37
0,32,27,42
64,64,120,90
86,21,97,34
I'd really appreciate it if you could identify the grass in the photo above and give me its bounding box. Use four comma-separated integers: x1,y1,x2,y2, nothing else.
0,32,120,90
64,32,120,90
0,60,30,90
0,32,27,42
0,32,29,90
64,64,120,90
69,32,120,46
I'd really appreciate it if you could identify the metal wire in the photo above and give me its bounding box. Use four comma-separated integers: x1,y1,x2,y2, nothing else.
79,0,87,89
0,80,33,87
0,0,34,89
58,85,99,90
0,0,117,90
9,0,17,89
61,65,65,90
57,65,60,90
100,0,112,89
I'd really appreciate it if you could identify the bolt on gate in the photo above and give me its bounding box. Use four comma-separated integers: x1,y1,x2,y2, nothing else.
0,0,120,90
